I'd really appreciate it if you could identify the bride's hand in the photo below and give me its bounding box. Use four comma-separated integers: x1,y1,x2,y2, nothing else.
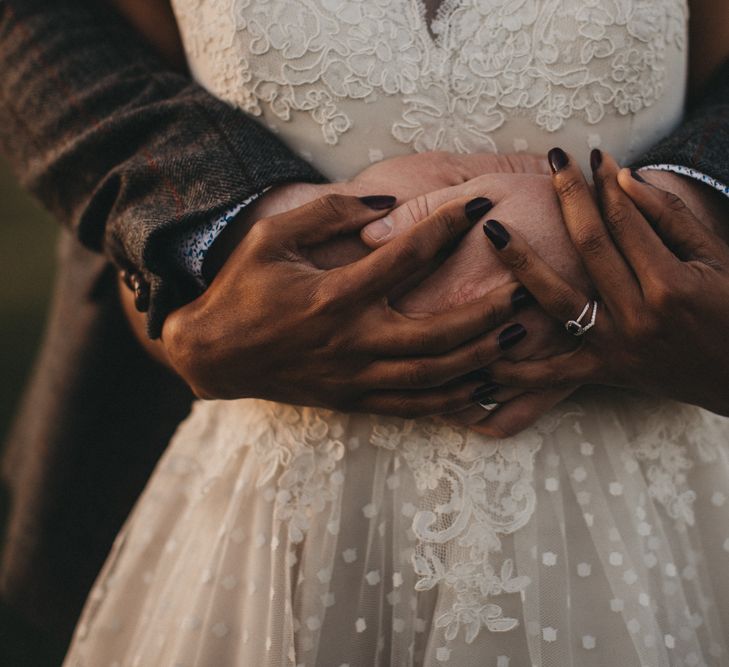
486,148,729,417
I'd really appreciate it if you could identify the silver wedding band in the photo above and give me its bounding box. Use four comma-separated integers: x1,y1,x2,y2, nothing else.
478,400,500,413
565,300,598,337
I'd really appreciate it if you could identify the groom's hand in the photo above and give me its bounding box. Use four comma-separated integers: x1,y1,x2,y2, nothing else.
160,194,530,417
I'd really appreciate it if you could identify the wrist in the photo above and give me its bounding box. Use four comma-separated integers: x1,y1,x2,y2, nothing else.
201,182,326,281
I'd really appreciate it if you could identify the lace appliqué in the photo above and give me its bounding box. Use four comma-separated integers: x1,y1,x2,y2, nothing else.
172,0,686,152
369,408,579,643
629,399,723,526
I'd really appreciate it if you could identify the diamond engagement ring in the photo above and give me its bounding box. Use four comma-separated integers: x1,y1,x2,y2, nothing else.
565,300,598,337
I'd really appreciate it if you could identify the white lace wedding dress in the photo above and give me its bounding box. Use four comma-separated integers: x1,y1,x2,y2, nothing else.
64,1,729,666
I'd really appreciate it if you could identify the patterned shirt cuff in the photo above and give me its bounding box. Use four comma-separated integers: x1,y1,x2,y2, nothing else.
174,189,268,286
639,164,729,199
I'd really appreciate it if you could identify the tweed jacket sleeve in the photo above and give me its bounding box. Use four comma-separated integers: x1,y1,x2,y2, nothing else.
633,58,729,190
0,0,325,337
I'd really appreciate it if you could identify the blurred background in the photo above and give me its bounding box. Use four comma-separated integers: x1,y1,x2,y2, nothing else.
0,157,63,665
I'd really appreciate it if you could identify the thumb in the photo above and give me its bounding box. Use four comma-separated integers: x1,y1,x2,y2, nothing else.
618,168,729,264
361,187,496,248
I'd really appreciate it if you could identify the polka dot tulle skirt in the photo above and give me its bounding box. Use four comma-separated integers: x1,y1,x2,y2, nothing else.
63,389,729,666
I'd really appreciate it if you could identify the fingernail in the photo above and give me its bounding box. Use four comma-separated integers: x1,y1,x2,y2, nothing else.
498,323,527,350
363,217,393,241
472,383,501,403
359,195,397,210
465,197,493,223
548,147,569,174
631,169,647,183
511,286,534,311
590,148,603,172
483,219,510,250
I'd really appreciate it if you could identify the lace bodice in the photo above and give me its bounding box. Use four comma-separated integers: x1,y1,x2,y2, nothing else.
171,0,688,180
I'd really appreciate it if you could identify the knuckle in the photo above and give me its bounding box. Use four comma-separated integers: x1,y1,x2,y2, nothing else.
508,249,533,274
556,174,585,203
311,193,348,219
604,201,632,233
574,227,609,257
406,360,435,388
246,217,276,249
396,238,426,266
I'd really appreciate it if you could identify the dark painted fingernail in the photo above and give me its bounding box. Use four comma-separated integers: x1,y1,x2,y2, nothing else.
483,219,510,250
472,383,501,403
548,147,569,174
465,197,493,223
359,195,397,210
590,148,602,172
498,323,527,350
511,286,534,311
631,169,647,183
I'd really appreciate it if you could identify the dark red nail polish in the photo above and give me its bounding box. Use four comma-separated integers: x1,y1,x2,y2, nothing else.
359,195,397,210
465,197,494,223
590,148,602,172
631,169,647,183
498,323,527,351
472,383,500,403
511,286,534,311
548,147,569,174
483,219,510,250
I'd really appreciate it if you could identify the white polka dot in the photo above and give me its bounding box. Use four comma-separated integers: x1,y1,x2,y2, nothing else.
609,552,623,566
342,548,357,563
545,477,559,492
414,618,427,633
265,636,272,651
393,572,403,587
362,503,377,519
306,616,321,631
611,598,624,612
327,520,340,535
330,470,344,485
572,466,587,482
401,503,416,518
322,592,336,608
386,475,400,490
542,551,557,566
582,635,596,650
368,148,384,163
497,657,510,667
643,553,658,568
317,568,332,584
577,562,592,577
580,442,594,456
583,512,594,527
637,522,652,536
513,138,529,152
623,569,638,585
627,618,640,634
542,627,557,642
635,506,646,521
683,564,697,581
393,618,405,633
212,622,229,638
366,570,381,586
436,647,451,662
712,492,726,507
387,590,401,605
723,538,729,552
271,536,280,550
609,482,623,496
665,563,677,577
356,618,367,633
624,458,639,474
664,633,675,649
577,491,591,506
639,593,650,607
587,133,602,149
201,569,213,584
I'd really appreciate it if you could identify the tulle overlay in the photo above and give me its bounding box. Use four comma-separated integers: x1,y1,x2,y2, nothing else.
65,392,729,666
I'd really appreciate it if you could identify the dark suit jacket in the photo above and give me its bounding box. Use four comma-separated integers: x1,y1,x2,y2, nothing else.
0,0,728,651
